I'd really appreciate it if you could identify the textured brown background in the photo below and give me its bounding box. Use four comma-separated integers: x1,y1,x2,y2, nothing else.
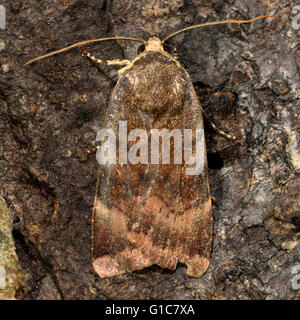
0,0,299,299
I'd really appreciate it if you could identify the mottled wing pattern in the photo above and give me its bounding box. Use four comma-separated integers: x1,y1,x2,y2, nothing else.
92,51,212,278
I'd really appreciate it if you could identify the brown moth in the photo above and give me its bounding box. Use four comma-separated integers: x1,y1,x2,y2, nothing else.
25,15,275,278
92,36,212,278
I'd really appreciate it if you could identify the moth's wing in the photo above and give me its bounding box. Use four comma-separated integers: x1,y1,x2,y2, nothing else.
92,52,212,278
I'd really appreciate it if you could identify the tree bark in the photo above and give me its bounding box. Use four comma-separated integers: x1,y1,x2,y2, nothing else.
0,0,299,299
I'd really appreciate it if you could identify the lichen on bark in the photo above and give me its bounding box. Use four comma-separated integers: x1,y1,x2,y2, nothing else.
0,196,23,300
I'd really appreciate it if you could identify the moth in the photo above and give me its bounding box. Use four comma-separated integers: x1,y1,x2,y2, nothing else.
25,15,274,278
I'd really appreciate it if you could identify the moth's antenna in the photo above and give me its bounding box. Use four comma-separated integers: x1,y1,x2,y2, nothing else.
24,36,146,66
162,15,277,44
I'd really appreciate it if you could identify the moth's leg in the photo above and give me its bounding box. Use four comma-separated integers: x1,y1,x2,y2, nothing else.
173,48,179,60
87,146,98,155
200,91,238,140
81,47,130,66
210,91,235,107
211,196,220,207
201,110,237,140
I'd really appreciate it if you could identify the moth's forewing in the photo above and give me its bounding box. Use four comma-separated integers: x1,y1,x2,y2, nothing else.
92,51,212,278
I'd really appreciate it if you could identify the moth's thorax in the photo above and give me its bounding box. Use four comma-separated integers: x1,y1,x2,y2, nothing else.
122,52,186,116
144,36,165,52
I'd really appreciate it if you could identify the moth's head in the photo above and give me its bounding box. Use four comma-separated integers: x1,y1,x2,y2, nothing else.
143,36,165,53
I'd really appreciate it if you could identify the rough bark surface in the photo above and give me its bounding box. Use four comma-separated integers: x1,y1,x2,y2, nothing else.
0,0,299,299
